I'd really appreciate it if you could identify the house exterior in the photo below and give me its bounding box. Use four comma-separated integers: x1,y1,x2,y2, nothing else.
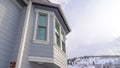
0,0,71,68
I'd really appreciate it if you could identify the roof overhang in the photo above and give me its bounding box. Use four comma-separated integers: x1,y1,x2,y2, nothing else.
17,0,27,6
19,0,71,34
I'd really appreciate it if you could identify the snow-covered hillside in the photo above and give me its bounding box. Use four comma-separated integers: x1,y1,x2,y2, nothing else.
67,55,120,68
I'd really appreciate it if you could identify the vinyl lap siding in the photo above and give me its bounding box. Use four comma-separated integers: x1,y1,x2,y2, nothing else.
0,0,21,68
21,6,35,68
11,7,26,62
54,45,67,68
20,6,55,68
29,9,54,58
20,6,47,68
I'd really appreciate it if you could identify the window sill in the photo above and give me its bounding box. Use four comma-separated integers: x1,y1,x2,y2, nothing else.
33,40,49,44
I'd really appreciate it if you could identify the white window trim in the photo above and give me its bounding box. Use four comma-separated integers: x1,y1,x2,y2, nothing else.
54,16,66,53
61,26,66,42
33,9,54,44
61,28,66,52
55,18,61,46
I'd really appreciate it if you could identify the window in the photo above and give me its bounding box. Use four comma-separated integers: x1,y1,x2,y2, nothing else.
61,29,66,52
36,13,48,41
55,18,66,53
56,33,60,46
55,19,60,34
61,29,65,42
55,19,60,47
62,42,66,52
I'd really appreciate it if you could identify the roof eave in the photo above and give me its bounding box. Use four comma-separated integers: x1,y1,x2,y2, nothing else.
17,0,27,6
22,0,71,34
57,6,72,34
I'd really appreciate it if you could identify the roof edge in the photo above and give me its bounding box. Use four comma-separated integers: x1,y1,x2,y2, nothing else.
58,5,72,33
22,0,71,34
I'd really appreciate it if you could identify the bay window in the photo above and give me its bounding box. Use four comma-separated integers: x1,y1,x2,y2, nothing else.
55,19,60,47
55,18,66,53
61,29,66,52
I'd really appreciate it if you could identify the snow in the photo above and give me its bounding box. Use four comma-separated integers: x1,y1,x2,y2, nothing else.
68,56,120,68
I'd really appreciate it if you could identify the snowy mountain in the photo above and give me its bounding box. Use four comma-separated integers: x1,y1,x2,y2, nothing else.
67,55,120,68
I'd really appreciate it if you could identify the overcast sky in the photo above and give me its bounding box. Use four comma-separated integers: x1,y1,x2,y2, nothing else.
49,0,120,58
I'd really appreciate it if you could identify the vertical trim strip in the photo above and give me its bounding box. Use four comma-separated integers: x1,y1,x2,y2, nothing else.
15,0,32,68
33,11,38,41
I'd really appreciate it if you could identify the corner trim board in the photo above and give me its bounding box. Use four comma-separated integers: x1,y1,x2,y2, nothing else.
15,0,32,68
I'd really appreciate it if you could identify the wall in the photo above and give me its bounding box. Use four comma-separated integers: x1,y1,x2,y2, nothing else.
29,5,54,58
0,0,22,68
54,45,67,68
20,5,54,68
33,4,68,34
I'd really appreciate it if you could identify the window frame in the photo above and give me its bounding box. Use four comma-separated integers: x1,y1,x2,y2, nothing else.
36,13,48,41
61,28,66,53
33,9,51,44
54,17,66,53
55,18,61,47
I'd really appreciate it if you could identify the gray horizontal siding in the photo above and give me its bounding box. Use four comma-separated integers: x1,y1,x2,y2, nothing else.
30,44,53,57
11,7,26,62
0,0,22,68
20,6,35,68
29,12,54,58
20,6,54,68
0,49,12,58
0,61,9,68
30,62,45,68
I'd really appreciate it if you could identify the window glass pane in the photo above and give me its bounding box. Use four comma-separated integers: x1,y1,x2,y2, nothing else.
55,19,60,34
56,33,60,47
62,34,64,42
38,14,47,27
62,42,66,53
61,29,65,42
36,28,46,40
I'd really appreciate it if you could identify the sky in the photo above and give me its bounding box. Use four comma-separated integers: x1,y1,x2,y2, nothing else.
49,0,120,58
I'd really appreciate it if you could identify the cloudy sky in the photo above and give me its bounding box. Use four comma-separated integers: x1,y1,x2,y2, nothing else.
49,0,120,58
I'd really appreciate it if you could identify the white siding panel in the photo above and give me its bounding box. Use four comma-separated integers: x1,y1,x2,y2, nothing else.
54,45,67,68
